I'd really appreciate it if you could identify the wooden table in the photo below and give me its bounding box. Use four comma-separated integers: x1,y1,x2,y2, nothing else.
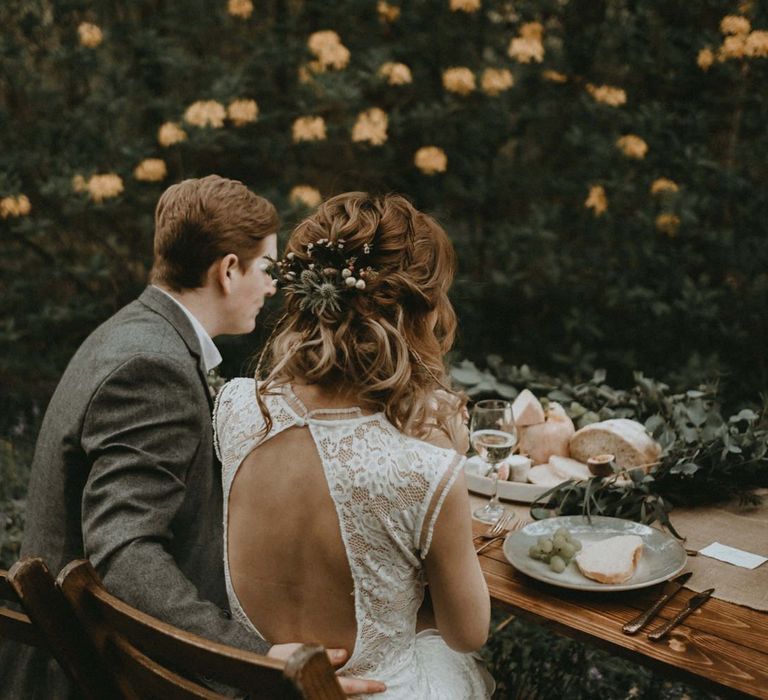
473,519,768,699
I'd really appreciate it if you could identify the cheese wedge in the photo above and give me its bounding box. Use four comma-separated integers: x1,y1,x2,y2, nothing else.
527,463,563,487
575,535,643,584
549,455,592,481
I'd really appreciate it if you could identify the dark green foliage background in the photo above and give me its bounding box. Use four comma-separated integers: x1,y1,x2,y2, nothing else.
2,0,768,431
1,2,766,697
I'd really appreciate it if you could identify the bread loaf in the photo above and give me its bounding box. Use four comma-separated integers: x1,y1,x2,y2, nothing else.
575,535,644,584
569,419,661,470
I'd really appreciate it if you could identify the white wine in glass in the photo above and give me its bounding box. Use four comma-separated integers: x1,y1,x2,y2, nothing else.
471,400,517,523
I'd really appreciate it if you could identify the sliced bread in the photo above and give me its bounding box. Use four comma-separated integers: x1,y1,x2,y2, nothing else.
575,535,643,584
569,419,661,470
549,455,592,481
512,389,546,427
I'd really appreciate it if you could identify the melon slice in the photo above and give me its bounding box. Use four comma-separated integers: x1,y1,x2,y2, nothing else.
512,389,545,427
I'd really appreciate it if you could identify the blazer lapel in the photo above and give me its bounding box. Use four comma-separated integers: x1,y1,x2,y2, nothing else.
138,286,215,410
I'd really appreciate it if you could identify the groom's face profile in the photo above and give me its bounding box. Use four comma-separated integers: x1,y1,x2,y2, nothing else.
220,233,277,334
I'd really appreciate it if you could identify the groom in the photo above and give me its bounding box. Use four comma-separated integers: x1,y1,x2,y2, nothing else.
0,176,384,698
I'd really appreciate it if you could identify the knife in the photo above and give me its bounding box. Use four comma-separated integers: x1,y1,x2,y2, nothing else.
647,587,715,641
622,572,693,635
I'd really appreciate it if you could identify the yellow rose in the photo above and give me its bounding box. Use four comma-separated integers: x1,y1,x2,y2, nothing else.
481,68,514,96
377,1,401,22
584,185,608,217
184,100,226,128
289,186,322,208
379,62,413,85
586,83,627,107
78,22,103,48
650,178,679,195
697,48,715,70
720,15,751,36
450,0,481,12
351,108,388,146
227,99,259,126
542,70,567,83
292,116,327,143
414,146,447,175
616,134,648,160
158,122,188,146
227,0,254,18
508,36,544,63
656,214,681,237
134,159,168,182
442,67,476,96
87,174,124,203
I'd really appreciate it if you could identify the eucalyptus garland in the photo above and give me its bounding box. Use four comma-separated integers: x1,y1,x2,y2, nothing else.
451,359,768,535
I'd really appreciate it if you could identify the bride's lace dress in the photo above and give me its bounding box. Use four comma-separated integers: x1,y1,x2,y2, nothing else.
214,379,493,699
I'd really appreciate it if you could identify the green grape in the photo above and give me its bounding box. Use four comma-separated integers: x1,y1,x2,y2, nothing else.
539,538,553,554
549,555,566,573
572,538,582,551
529,546,542,560
555,527,570,539
559,542,576,559
552,535,567,550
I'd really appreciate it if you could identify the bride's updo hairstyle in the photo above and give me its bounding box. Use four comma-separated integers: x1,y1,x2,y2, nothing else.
257,192,465,443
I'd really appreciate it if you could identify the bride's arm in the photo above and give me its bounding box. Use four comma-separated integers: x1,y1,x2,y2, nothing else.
422,470,490,653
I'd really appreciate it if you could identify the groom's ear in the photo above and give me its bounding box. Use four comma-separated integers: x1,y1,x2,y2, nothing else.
213,254,240,294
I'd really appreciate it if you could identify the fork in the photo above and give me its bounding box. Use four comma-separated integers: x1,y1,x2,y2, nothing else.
509,518,531,532
473,515,511,541
475,513,514,554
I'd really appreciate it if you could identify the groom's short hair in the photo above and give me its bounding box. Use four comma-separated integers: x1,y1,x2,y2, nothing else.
149,175,279,291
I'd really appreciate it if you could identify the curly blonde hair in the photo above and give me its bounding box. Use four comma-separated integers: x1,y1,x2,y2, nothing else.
256,192,465,445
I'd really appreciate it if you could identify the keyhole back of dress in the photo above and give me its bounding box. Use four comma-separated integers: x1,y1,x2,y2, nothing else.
227,421,358,653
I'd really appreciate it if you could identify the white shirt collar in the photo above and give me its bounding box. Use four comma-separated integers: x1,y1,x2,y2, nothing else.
152,286,222,373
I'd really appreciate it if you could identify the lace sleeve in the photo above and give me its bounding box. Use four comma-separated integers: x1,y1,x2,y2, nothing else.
212,377,252,465
417,452,465,559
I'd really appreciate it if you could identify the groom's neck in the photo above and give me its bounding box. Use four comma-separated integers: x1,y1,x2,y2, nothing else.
155,284,222,338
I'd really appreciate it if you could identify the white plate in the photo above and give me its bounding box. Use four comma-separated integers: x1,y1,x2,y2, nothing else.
503,515,687,592
464,457,553,503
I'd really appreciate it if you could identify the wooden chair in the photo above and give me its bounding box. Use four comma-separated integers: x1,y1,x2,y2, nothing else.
1,557,117,699
57,559,346,700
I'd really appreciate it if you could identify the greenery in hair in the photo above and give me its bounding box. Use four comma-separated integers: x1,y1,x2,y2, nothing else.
266,239,377,318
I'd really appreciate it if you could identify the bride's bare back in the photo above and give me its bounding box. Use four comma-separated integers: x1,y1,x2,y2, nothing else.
228,421,358,651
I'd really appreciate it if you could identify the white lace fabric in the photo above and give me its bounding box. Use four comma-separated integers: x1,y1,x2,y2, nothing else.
214,378,493,698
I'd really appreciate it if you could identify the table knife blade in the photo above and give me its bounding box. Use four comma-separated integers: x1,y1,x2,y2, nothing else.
647,587,715,641
622,572,693,635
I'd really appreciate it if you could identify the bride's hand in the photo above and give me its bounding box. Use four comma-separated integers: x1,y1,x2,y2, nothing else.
268,643,387,695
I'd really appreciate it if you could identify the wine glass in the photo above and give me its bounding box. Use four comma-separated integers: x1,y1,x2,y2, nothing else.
471,399,517,523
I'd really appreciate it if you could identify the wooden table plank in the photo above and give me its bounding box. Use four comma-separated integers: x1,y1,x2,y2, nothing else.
474,522,768,699
481,544,768,656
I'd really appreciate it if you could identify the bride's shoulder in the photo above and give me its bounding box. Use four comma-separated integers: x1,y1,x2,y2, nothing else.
216,376,256,403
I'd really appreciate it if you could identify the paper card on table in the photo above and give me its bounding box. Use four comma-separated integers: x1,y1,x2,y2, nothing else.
698,542,768,570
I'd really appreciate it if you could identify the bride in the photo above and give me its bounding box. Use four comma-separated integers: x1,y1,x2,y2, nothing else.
214,192,493,698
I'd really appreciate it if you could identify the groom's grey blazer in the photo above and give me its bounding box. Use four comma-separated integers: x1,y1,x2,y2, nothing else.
0,286,267,699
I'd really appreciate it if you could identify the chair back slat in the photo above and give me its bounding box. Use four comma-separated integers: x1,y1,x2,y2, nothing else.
58,560,345,700
4,558,118,699
107,636,221,700
0,571,18,601
1,567,43,646
0,605,44,646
